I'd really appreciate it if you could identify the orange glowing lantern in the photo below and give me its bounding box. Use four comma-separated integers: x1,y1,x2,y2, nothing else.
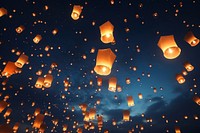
84,112,90,122
108,77,117,92
99,21,115,44
193,96,200,106
184,62,194,72
126,78,131,84
0,101,8,113
63,124,68,131
52,28,58,35
33,34,42,44
94,48,116,76
175,126,181,133
138,93,143,99
1,61,17,77
77,128,83,133
127,96,134,107
39,123,46,133
33,114,44,129
34,108,41,116
4,108,12,118
15,54,28,68
97,77,103,86
0,8,7,17
35,77,44,89
16,25,25,34
71,5,82,20
158,35,181,59
184,31,199,47
123,110,130,121
176,74,185,84
43,74,53,88
89,108,96,120
13,122,20,132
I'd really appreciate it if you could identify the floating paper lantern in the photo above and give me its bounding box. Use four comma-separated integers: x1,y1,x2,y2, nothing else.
127,96,134,106
123,110,130,121
175,126,181,133
1,61,17,77
0,124,13,133
0,101,8,113
184,31,199,47
15,54,28,68
71,5,82,20
94,48,116,75
63,124,68,131
16,25,25,34
193,96,200,106
182,70,188,76
89,108,96,120
4,108,12,118
13,122,20,132
35,77,44,89
39,123,46,133
52,28,58,35
108,77,117,92
77,128,83,133
138,93,143,99
158,35,181,59
84,112,90,122
184,62,194,72
99,21,115,44
34,108,41,116
43,74,53,88
126,78,131,84
33,34,42,44
33,114,44,129
0,8,7,17
97,77,102,86
63,79,69,87
176,74,185,84
117,85,122,92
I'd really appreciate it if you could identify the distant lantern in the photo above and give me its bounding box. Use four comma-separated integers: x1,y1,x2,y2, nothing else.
193,96,200,106
108,77,117,92
94,48,116,76
89,108,96,120
43,74,53,88
71,5,82,20
39,123,46,133
52,28,58,35
127,96,135,107
63,79,69,87
123,110,130,121
33,34,42,44
0,124,13,133
33,114,44,129
138,93,143,99
184,62,194,72
99,21,115,44
182,70,188,76
0,8,7,17
97,77,103,86
16,25,25,34
117,85,122,92
0,101,8,113
1,61,17,77
63,124,68,131
175,126,181,133
158,35,181,59
184,31,199,47
35,77,44,89
34,108,41,116
126,78,131,84
4,108,12,118
13,122,20,132
15,54,28,68
77,128,83,133
176,74,185,84
84,112,90,122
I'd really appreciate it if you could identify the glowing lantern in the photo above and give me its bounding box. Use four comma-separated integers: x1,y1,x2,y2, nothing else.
52,28,58,35
34,108,41,116
16,25,25,33
0,124,13,133
94,48,116,75
89,108,96,120
182,70,188,76
4,108,12,118
33,114,44,129
0,101,8,113
176,74,185,84
98,115,103,128
39,123,46,133
35,77,44,89
43,74,53,88
117,85,122,92
84,112,90,121
71,5,82,20
77,128,83,133
79,103,87,113
123,110,130,121
138,93,143,99
63,124,68,131
108,77,117,92
112,119,116,126
33,34,42,44
184,31,199,47
127,96,134,107
193,96,200,106
13,122,20,132
15,54,28,68
0,8,7,17
1,61,17,77
153,88,157,93
175,126,181,133
126,78,131,84
184,62,194,72
99,21,115,44
97,77,103,86
158,35,181,59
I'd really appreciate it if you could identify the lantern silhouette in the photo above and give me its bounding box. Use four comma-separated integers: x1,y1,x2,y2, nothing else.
127,96,134,106
0,8,7,17
108,77,117,92
176,74,185,84
33,34,42,44
184,31,199,47
13,122,20,132
0,101,8,113
175,126,181,133
33,114,44,128
158,35,181,59
97,77,103,86
98,115,103,128
193,96,200,106
71,5,82,20
89,108,96,120
184,62,194,72
123,110,130,121
1,61,17,77
44,74,53,88
138,93,143,99
94,48,116,75
0,124,13,133
99,21,115,44
35,77,44,89
4,108,12,118
15,54,28,68
16,25,25,34
126,78,131,84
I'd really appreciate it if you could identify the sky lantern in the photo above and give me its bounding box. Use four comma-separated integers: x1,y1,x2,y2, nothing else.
193,96,200,106
15,54,28,68
43,74,53,88
84,112,90,122
77,127,83,133
94,48,116,76
62,124,68,132
13,122,20,132
71,5,82,20
52,28,58,35
99,21,115,44
175,126,181,133
39,123,46,133
15,25,25,34
97,77,103,86
1,61,17,77
0,7,7,17
184,31,199,47
33,34,42,44
0,101,8,113
123,110,130,121
3,108,12,118
176,74,185,84
108,77,117,92
184,62,194,72
126,78,131,84
33,114,45,129
89,108,96,120
34,108,41,116
35,77,44,89
127,96,134,107
158,35,181,59
138,93,143,99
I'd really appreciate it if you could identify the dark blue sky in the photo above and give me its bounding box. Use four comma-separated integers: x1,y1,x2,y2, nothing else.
0,0,200,133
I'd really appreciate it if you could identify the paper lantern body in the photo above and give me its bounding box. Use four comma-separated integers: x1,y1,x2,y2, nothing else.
15,54,28,68
108,77,117,92
176,74,185,84
127,96,134,106
35,77,44,88
184,62,194,72
16,25,25,33
99,21,114,44
71,5,82,20
0,8,7,17
184,31,199,47
2,61,17,77
33,35,42,44
44,74,53,88
33,114,44,129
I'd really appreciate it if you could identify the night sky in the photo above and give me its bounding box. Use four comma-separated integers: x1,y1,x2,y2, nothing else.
0,0,200,133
